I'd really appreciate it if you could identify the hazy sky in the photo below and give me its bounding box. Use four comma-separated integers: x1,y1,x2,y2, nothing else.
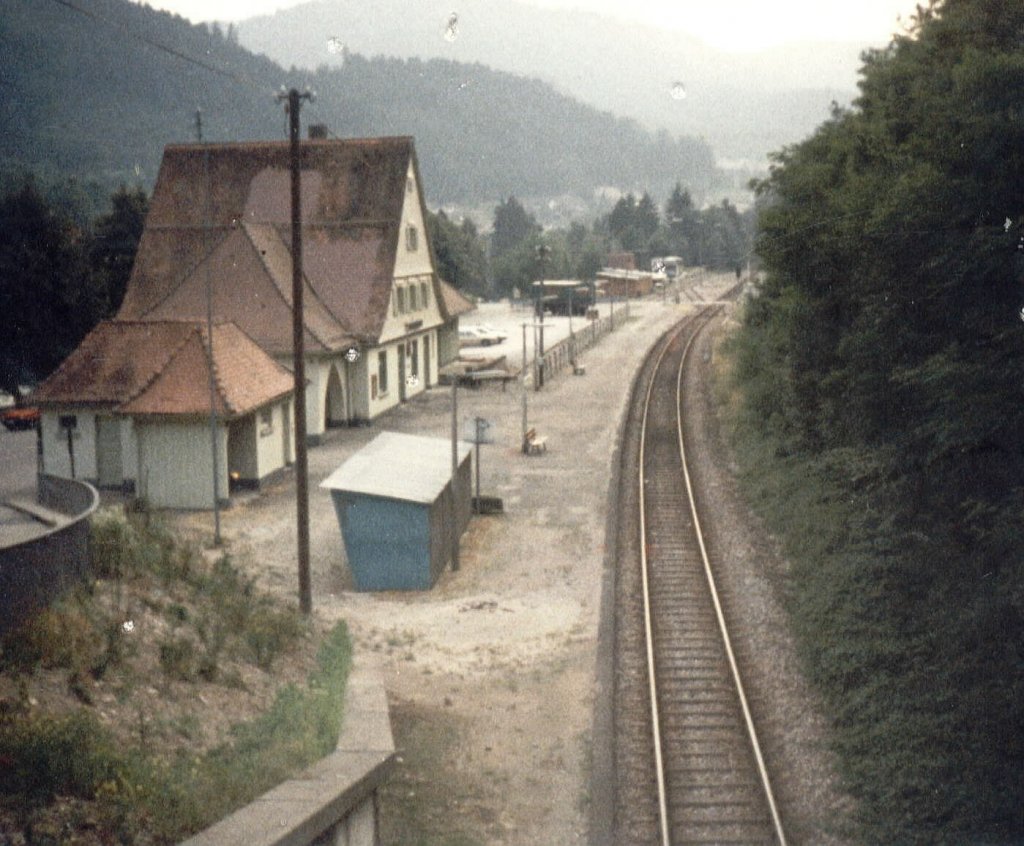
138,0,922,51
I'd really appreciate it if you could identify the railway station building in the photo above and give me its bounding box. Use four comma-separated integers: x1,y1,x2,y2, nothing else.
31,135,476,507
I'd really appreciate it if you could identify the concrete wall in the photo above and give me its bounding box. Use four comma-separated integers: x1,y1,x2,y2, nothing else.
0,474,99,637
181,665,395,846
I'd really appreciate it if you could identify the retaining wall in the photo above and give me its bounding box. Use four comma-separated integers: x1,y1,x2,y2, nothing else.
181,665,395,846
0,474,99,637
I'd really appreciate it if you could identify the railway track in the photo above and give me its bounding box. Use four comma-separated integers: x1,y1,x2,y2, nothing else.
611,307,786,845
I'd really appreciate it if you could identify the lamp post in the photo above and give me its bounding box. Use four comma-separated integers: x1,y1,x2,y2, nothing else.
536,244,550,388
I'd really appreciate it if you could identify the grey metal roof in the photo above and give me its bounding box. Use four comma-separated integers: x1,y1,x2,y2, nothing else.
320,431,472,505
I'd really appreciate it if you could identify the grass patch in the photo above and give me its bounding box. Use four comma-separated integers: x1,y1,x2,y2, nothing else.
0,508,352,844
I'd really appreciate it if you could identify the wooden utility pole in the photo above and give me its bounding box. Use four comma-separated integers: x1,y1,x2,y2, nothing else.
277,87,314,614
450,378,460,571
196,109,222,545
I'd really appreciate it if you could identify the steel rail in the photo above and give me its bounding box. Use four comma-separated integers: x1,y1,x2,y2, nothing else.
637,306,786,845
636,317,691,846
673,312,788,845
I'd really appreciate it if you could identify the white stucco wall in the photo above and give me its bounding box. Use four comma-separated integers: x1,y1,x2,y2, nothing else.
254,400,289,480
391,162,435,280
366,343,400,420
136,420,228,509
437,322,460,368
119,418,138,488
379,165,444,347
304,357,326,438
40,409,98,481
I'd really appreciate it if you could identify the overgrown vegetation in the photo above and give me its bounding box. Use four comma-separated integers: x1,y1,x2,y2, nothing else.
726,1,1024,841
0,508,351,844
0,180,147,397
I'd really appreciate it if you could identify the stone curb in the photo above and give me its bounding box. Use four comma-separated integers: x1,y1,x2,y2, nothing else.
180,660,395,846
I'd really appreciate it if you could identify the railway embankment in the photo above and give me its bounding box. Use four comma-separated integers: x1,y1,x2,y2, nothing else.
716,307,1024,842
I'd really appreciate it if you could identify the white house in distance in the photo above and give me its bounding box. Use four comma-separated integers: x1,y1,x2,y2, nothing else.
115,135,474,442
32,320,294,509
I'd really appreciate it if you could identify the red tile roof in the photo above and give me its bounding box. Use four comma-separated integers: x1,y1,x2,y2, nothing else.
118,137,424,346
33,321,293,418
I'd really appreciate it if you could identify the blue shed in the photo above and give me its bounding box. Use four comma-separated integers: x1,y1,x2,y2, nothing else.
321,431,473,591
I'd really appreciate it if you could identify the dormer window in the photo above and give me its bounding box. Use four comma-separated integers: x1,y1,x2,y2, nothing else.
406,224,418,252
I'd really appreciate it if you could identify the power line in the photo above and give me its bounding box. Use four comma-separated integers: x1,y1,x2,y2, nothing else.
46,0,266,93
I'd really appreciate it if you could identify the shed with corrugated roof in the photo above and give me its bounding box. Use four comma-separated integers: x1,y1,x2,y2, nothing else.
321,431,472,591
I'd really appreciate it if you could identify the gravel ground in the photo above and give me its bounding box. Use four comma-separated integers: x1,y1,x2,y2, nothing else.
169,275,831,844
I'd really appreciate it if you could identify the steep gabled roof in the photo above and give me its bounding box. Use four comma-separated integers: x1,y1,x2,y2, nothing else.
437,278,476,319
118,137,419,346
33,321,293,418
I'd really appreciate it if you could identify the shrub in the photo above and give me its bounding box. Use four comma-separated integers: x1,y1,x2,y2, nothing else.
158,635,198,681
0,710,121,801
245,603,306,671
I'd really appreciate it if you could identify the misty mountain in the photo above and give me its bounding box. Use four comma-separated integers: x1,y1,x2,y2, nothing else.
1,0,721,221
235,0,865,163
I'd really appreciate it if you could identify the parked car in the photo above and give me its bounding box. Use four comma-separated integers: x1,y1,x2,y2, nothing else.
1,405,39,431
459,325,507,347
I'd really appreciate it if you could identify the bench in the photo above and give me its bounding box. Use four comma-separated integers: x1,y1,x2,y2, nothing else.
523,428,548,455
461,369,516,391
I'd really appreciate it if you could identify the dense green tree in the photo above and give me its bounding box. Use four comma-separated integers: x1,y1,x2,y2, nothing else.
426,209,487,297
734,0,1024,838
607,193,656,251
490,197,541,261
664,182,700,262
90,184,149,314
0,181,104,397
559,221,606,280
490,237,545,299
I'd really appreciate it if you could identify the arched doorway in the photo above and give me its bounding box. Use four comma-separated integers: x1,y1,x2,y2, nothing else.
325,365,346,428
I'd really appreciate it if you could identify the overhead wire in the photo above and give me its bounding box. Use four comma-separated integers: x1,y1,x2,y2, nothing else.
45,0,306,140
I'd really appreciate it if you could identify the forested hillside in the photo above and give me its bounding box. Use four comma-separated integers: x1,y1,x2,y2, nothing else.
1,0,719,217
730,0,1024,840
236,0,861,164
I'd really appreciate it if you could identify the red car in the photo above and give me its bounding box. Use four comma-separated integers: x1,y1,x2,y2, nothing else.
1,405,39,431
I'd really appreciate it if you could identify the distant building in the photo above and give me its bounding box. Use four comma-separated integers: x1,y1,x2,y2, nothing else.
596,268,654,299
